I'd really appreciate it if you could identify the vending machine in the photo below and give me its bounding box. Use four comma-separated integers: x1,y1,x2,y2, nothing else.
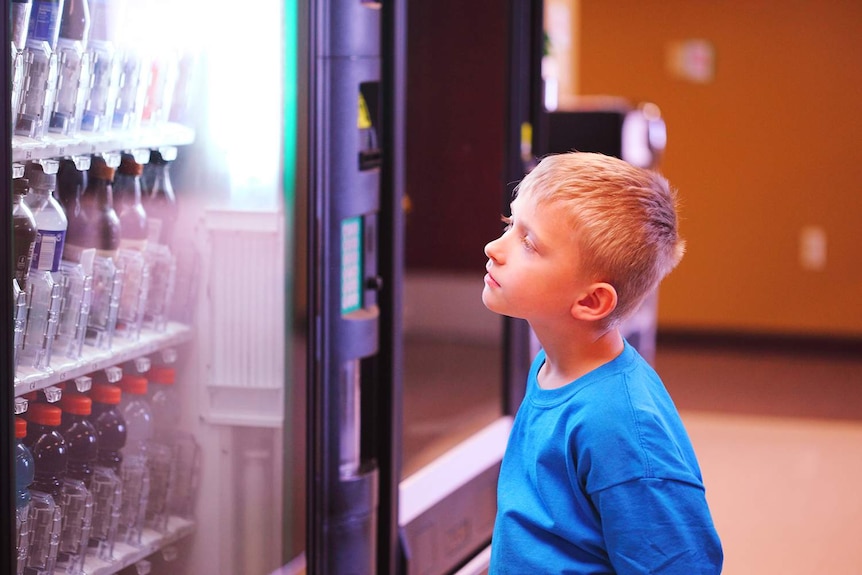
3,0,307,574
2,1,550,574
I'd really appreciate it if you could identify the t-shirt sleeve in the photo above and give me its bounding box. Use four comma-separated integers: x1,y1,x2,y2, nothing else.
591,477,723,575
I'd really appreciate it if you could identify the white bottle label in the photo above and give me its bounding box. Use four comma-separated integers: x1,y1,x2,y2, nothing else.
32,229,66,272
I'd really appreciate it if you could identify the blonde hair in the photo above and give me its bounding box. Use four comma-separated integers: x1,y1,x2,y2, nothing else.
515,152,685,325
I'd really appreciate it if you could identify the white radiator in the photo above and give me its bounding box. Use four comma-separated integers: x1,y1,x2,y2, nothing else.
199,208,286,427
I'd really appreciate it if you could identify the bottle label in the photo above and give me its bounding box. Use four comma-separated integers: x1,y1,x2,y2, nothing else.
28,0,62,45
15,241,36,285
31,229,65,272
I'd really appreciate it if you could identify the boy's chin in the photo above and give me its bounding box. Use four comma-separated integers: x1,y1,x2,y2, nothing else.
481,292,513,318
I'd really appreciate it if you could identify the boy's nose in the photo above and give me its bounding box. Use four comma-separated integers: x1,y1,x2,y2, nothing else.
484,236,503,262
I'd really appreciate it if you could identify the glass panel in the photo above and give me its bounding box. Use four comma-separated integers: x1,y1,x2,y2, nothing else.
401,2,507,480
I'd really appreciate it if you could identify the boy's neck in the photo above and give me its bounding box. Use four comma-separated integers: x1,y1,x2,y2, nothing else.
534,326,624,390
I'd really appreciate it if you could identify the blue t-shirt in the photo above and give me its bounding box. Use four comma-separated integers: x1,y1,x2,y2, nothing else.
490,341,723,574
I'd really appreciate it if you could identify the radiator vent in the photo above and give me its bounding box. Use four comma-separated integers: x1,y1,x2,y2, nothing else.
201,209,286,427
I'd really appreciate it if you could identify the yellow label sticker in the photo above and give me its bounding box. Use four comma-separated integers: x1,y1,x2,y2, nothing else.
358,93,372,129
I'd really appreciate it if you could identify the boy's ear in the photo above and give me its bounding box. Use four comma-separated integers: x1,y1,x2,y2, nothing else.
571,282,618,322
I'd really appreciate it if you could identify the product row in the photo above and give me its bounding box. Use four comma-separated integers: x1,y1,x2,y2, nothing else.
15,359,199,575
11,0,196,141
12,148,198,380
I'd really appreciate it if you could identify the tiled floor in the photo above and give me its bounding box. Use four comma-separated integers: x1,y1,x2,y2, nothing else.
655,339,862,575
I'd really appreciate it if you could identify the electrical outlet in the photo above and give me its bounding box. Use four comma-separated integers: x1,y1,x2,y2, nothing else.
799,226,827,271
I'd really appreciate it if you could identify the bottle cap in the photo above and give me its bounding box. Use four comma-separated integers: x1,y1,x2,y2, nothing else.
15,417,27,439
91,156,116,181
25,403,62,427
90,383,122,405
23,162,57,192
148,366,176,385
120,375,148,396
118,154,144,176
13,178,29,196
61,392,93,416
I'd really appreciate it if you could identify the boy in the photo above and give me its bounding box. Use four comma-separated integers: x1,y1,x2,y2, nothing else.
483,152,722,574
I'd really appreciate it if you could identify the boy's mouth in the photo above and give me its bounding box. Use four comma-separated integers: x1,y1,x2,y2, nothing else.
484,271,500,288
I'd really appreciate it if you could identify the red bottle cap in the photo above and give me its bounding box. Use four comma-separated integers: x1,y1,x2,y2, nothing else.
148,366,175,385
61,392,93,416
120,375,148,396
25,403,62,427
90,383,122,405
15,417,27,439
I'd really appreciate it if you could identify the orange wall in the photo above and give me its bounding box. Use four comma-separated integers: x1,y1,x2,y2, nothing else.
574,1,862,337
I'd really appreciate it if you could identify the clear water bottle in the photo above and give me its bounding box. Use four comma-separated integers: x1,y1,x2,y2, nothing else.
15,417,35,575
117,375,152,545
21,161,66,371
86,383,125,560
50,0,91,135
80,0,122,133
24,161,67,276
11,0,33,130
16,0,64,138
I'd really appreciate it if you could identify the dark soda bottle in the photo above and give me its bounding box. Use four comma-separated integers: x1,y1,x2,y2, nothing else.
88,383,127,473
80,155,120,258
143,148,178,247
13,177,38,290
57,157,89,253
59,392,99,490
114,153,149,250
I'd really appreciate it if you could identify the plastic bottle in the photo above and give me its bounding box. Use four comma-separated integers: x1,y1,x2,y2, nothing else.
148,365,200,520
20,162,65,370
86,383,125,560
12,0,33,51
23,403,65,575
72,155,123,349
13,178,38,290
147,366,180,438
117,374,152,544
80,0,122,133
55,159,95,360
143,365,179,531
51,0,91,135
115,154,149,249
59,392,99,489
57,158,88,250
114,153,151,339
143,148,178,247
15,417,35,575
111,0,148,131
17,0,64,137
24,161,68,275
72,155,120,259
11,0,34,129
142,148,178,331
88,383,127,472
